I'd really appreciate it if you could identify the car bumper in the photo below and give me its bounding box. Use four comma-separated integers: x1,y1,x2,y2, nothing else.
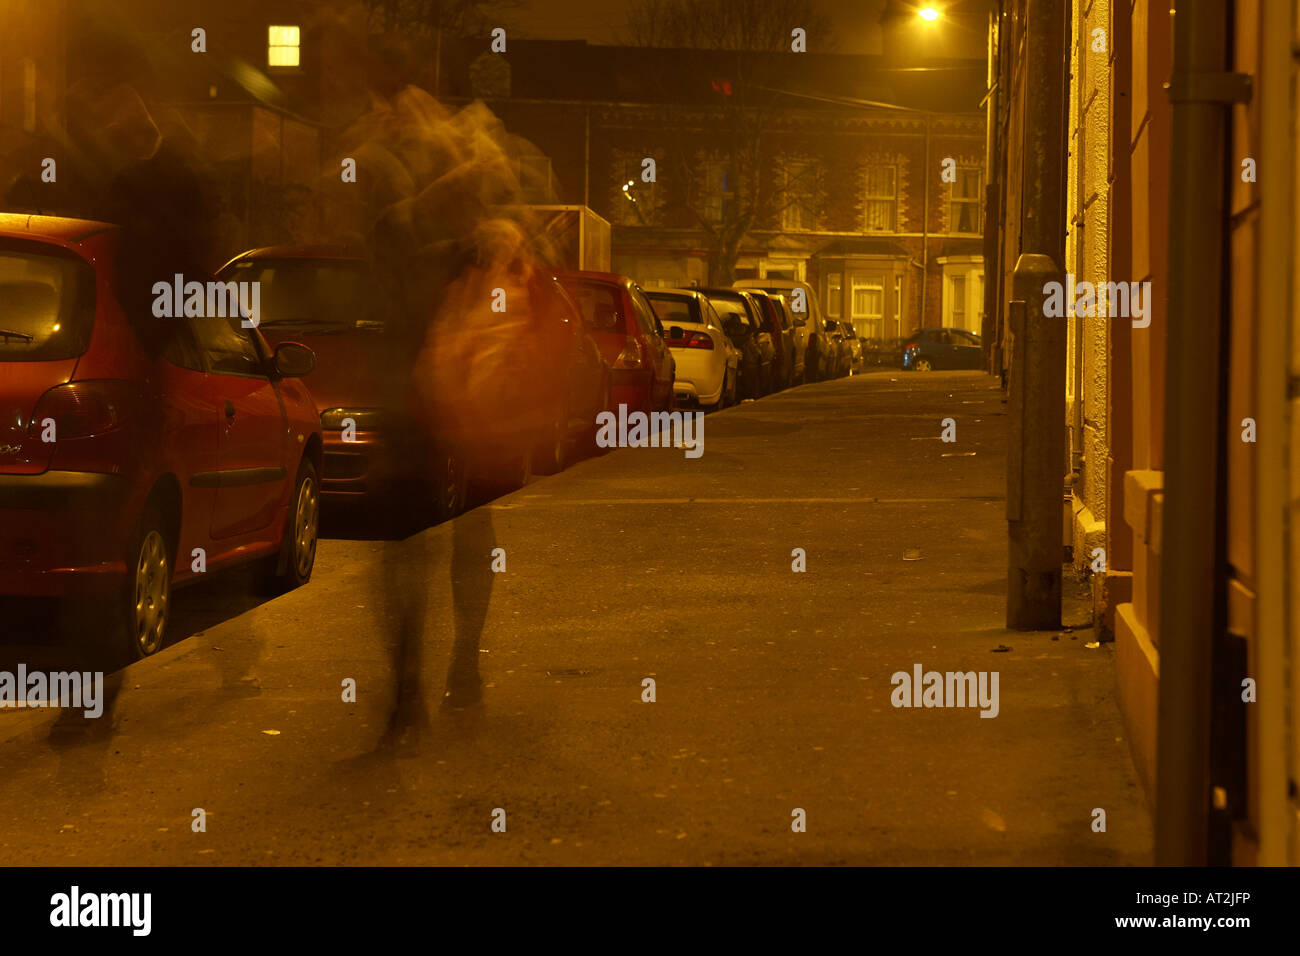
668,350,726,405
0,470,133,597
321,431,388,498
610,373,654,413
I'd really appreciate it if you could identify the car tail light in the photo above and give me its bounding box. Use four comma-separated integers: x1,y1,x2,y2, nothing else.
670,331,714,350
614,335,644,369
30,381,133,440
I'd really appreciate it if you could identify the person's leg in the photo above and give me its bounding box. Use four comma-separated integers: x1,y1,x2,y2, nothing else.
377,423,434,745
442,505,495,708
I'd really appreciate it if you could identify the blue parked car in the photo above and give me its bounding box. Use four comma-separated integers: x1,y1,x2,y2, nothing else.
902,327,983,371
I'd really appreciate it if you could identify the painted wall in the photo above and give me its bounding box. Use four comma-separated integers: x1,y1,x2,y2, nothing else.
1064,0,1113,596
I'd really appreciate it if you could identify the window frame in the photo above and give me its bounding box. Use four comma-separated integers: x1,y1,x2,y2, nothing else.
268,25,302,71
863,163,898,233
825,274,842,319
190,314,273,379
780,160,818,233
628,285,664,337
849,275,885,339
948,167,984,235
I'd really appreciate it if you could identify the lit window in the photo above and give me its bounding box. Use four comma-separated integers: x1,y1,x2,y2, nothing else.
851,275,885,338
949,168,983,234
951,274,967,326
268,25,300,68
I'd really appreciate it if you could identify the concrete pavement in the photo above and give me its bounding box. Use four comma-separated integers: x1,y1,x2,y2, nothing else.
0,371,1153,864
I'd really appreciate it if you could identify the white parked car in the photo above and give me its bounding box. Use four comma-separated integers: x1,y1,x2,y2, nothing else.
645,288,739,410
732,278,829,383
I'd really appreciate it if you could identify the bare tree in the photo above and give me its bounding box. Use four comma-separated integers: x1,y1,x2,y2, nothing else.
626,0,833,284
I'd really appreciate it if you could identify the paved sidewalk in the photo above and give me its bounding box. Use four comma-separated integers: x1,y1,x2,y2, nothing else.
0,371,1152,864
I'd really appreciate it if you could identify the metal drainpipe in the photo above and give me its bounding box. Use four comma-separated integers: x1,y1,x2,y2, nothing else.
1070,18,1085,488
1156,0,1243,866
921,112,930,328
1253,0,1294,867
981,8,1000,371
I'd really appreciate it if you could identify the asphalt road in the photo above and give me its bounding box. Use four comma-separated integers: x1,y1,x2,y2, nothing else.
0,370,1152,864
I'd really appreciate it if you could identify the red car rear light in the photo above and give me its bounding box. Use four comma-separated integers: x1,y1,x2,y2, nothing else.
614,335,644,369
672,331,713,350
30,381,132,440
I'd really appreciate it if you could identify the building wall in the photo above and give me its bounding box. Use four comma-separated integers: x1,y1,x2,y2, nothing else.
483,95,984,324
0,0,66,135
1227,0,1299,866
1065,0,1112,595
0,0,68,206
1226,0,1262,863
1275,0,1300,871
1071,0,1297,863
1109,0,1171,809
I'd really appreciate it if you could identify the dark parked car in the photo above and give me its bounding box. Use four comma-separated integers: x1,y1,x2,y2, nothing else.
218,245,477,521
1,215,322,660
863,336,909,367
732,279,828,383
821,319,854,378
839,319,865,373
744,289,798,390
700,287,773,398
902,327,984,371
558,270,676,415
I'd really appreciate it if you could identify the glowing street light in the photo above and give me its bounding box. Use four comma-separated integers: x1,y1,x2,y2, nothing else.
918,7,940,21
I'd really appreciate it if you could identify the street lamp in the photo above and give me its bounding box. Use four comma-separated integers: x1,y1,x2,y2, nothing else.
918,7,941,21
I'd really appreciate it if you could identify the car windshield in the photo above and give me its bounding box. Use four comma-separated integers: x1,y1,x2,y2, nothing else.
646,294,697,326
0,245,94,362
220,258,374,333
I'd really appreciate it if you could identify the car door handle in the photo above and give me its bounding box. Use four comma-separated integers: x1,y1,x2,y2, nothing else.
224,400,236,420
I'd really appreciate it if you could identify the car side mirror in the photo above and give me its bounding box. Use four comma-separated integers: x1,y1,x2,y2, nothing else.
793,316,807,327
274,342,315,378
668,325,684,341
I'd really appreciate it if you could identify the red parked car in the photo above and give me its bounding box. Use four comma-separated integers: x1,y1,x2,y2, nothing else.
217,245,469,520
558,270,676,415
0,215,322,660
744,289,797,391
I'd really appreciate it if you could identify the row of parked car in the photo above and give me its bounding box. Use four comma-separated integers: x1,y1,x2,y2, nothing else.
0,212,979,661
